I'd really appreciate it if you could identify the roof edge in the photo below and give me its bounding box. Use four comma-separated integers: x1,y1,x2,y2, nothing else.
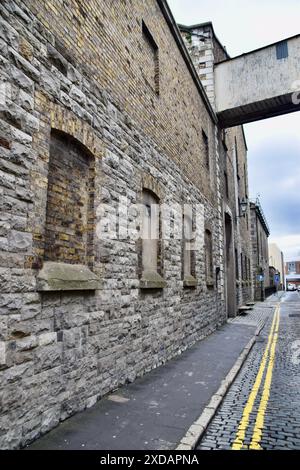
178,21,230,61
216,32,300,65
250,200,270,237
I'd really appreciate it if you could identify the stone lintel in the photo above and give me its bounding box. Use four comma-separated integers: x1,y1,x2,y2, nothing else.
37,262,100,291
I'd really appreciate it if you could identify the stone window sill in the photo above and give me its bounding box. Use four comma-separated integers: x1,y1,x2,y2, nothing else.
183,275,197,288
36,262,100,291
140,270,167,289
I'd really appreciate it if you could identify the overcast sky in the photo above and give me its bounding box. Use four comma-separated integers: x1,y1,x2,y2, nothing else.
168,0,300,261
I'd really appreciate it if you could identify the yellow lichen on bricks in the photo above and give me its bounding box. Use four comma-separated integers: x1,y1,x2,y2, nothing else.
19,37,33,61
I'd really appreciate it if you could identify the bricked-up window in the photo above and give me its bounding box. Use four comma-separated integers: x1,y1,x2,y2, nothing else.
44,130,95,266
142,21,159,95
202,130,209,168
139,187,166,289
221,129,228,152
142,189,159,275
235,249,239,279
182,212,196,286
205,229,213,286
240,253,244,280
224,171,229,198
243,163,248,197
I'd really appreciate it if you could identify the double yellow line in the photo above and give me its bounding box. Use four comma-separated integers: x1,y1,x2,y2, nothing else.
232,304,280,450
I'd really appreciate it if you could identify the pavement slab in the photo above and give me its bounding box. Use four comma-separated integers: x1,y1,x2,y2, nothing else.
28,320,257,450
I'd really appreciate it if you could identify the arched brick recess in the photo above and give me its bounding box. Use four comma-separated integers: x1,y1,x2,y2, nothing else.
28,100,103,270
44,129,95,267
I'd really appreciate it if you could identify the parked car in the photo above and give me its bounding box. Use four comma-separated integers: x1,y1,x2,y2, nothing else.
297,285,300,292
287,283,297,291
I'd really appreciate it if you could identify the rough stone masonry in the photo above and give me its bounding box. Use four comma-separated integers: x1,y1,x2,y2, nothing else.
0,0,252,448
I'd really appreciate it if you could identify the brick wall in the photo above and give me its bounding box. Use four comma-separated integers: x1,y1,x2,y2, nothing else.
44,130,95,265
16,0,217,201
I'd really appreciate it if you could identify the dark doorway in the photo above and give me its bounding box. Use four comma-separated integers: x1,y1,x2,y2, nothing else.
225,213,236,317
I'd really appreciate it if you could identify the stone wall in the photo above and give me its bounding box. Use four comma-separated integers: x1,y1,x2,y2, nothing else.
0,0,226,448
180,23,253,313
250,202,270,300
226,127,253,307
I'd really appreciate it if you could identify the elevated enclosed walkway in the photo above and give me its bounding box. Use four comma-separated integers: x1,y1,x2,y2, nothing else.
215,34,300,127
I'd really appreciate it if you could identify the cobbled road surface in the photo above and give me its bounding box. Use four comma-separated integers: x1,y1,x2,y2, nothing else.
198,291,300,450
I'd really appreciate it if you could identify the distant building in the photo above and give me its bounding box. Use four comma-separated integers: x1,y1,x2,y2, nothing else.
250,199,270,300
286,274,300,289
286,260,300,275
269,243,285,290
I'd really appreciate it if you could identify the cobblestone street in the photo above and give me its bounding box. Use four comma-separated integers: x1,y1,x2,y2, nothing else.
198,291,300,450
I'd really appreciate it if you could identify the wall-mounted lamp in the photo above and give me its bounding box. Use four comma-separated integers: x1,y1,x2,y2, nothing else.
237,197,248,218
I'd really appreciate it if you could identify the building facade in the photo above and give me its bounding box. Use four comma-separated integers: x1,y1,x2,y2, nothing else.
269,243,285,290
180,22,253,315
250,200,270,300
285,274,300,289
0,0,221,448
0,1,254,448
285,259,300,289
286,260,300,275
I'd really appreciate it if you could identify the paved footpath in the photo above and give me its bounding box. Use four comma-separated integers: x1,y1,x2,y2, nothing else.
27,306,268,450
198,291,300,450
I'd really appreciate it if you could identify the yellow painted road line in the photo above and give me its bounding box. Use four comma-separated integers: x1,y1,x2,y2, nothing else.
231,306,279,450
249,308,280,450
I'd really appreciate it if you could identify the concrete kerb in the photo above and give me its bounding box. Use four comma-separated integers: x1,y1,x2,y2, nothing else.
176,319,267,450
